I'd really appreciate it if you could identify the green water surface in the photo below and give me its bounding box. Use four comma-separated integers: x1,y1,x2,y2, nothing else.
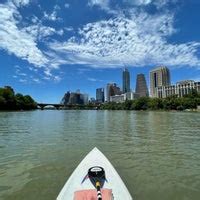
0,110,200,200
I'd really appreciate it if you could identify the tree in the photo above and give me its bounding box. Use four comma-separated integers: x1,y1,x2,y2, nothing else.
15,93,25,109
184,89,200,98
131,97,149,110
0,86,37,110
0,96,6,109
182,98,197,109
148,98,163,110
124,100,132,110
0,86,16,110
23,95,37,109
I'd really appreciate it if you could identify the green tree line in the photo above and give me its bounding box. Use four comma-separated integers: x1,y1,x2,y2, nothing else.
100,90,200,111
0,86,37,110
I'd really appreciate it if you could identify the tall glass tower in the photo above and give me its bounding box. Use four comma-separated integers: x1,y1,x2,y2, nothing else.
96,88,104,103
122,68,130,93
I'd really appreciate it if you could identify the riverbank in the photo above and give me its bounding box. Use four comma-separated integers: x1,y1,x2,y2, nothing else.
99,94,200,111
0,86,37,111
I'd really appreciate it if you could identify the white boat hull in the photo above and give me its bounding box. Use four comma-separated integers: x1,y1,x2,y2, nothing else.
57,147,133,200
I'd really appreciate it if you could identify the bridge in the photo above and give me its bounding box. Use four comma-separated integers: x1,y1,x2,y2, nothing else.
37,103,64,110
37,103,100,110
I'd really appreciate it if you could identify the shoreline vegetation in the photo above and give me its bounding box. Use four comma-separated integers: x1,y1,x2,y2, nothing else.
100,89,200,111
0,86,37,111
62,90,200,111
0,86,199,111
99,94,200,111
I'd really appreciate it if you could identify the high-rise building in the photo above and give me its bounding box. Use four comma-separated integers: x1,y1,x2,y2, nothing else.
150,66,170,97
61,91,71,105
156,80,200,98
96,88,104,103
122,68,130,93
68,92,84,105
106,83,121,102
135,74,149,97
110,92,139,103
61,90,87,105
82,93,89,105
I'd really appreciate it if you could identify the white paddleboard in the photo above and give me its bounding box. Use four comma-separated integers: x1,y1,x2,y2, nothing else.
57,147,133,200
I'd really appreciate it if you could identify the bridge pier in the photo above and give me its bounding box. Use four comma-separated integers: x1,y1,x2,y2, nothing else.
54,105,60,110
40,105,45,110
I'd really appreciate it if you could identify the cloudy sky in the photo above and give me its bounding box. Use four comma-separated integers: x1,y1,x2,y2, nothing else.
0,0,200,102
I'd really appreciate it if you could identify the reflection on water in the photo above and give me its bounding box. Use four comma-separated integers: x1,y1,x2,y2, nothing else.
0,110,200,200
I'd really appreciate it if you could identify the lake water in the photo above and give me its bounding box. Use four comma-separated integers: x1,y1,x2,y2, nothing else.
0,110,200,200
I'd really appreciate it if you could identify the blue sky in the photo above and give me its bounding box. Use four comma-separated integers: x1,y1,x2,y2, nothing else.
0,0,200,103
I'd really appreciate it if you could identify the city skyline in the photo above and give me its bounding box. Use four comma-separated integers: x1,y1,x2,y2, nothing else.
1,0,200,103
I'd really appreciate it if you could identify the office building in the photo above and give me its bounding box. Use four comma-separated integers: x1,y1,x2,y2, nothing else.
122,68,130,93
156,85,176,98
68,92,84,105
176,80,200,97
106,83,121,102
61,91,71,105
110,94,126,103
110,92,139,103
90,97,96,103
156,80,200,98
61,90,88,105
135,74,149,97
150,66,171,97
82,93,89,105
96,88,104,103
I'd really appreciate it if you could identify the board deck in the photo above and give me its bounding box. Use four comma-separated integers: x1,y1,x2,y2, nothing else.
57,147,133,200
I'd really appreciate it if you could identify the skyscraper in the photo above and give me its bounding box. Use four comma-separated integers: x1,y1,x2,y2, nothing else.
122,68,130,93
106,83,121,102
135,74,149,97
96,88,104,103
61,91,71,105
61,91,87,105
150,66,170,97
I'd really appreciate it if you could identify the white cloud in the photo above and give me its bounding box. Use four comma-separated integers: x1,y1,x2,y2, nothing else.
123,0,175,7
16,71,27,76
32,78,41,83
0,2,48,67
44,11,57,21
53,75,62,82
88,0,110,10
153,0,178,8
57,29,64,35
12,0,30,7
0,1,66,81
48,11,200,68
126,0,152,6
43,4,61,21
1,0,199,84
29,67,38,72
23,25,63,40
54,4,60,10
88,77,97,81
88,77,104,82
19,78,27,83
64,3,70,8
43,76,50,80
64,27,73,32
